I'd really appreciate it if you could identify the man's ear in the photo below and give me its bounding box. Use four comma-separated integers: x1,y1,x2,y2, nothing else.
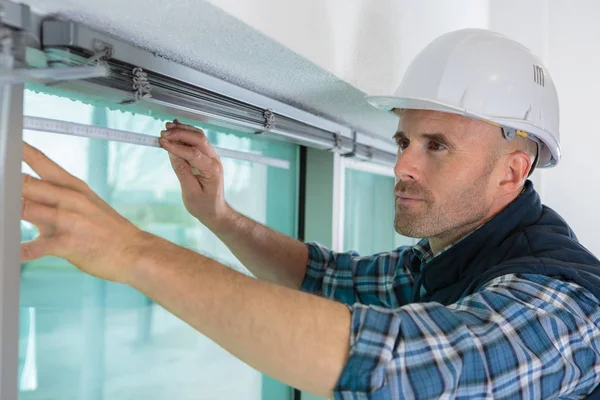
498,151,532,192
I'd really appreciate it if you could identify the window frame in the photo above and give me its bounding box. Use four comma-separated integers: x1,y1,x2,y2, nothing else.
335,156,416,252
0,81,25,400
7,89,303,400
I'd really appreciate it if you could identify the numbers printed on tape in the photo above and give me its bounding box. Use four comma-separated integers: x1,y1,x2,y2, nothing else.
22,116,290,170
23,116,160,148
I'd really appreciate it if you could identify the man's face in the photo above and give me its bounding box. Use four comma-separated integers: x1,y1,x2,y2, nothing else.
393,109,501,240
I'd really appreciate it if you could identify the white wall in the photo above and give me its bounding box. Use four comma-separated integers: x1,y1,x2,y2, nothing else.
541,1,600,256
491,0,600,256
206,0,489,95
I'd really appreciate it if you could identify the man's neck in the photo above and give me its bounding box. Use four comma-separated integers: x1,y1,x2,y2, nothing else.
428,187,525,254
428,221,483,255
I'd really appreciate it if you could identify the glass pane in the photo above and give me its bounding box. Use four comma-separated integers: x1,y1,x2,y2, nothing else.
343,168,414,255
19,90,298,400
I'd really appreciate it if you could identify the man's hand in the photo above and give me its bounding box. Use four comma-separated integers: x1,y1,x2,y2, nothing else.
159,120,310,289
20,142,150,283
159,120,233,231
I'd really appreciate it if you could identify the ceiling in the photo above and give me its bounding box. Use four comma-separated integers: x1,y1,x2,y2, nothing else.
19,0,399,141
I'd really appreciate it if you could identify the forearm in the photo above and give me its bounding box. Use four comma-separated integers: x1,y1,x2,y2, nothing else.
156,124,309,289
211,206,309,289
126,233,350,397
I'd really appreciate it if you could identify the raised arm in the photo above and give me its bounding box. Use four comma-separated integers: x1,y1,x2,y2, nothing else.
159,121,308,289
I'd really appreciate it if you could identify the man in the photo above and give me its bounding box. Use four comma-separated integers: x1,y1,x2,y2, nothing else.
20,29,600,398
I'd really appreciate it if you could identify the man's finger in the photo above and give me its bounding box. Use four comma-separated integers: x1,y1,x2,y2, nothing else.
21,198,59,238
21,197,58,227
159,138,220,178
23,142,87,191
166,119,203,133
22,173,59,207
167,151,205,191
22,173,94,215
21,237,55,262
21,197,79,236
160,128,219,160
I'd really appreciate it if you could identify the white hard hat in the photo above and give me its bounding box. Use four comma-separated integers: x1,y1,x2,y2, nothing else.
366,28,560,167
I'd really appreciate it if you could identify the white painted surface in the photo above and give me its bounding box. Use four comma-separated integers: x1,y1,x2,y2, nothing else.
540,1,600,256
490,0,600,257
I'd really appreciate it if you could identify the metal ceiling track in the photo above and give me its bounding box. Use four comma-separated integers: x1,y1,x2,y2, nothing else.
0,0,396,165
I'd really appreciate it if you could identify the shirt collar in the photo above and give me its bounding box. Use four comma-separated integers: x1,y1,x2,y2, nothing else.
410,185,530,264
412,239,434,264
411,227,481,267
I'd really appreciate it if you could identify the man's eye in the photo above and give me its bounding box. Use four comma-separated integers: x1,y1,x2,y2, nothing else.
428,141,447,151
397,139,410,150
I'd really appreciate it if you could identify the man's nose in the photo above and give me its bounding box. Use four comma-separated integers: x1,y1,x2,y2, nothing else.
394,146,422,183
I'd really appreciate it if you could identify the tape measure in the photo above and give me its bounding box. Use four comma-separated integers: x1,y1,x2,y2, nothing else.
23,116,160,148
22,116,290,170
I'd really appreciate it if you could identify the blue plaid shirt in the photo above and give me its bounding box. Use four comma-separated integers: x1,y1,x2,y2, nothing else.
301,241,600,399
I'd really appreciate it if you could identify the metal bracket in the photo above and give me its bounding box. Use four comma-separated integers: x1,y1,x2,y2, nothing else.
0,26,14,62
340,130,357,158
119,67,152,104
255,109,274,134
0,1,31,31
362,146,374,160
333,132,343,150
79,40,114,66
0,39,108,84
24,36,111,86
0,21,22,66
263,109,275,131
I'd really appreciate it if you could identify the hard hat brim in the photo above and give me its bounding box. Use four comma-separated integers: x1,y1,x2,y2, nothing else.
366,95,475,116
365,95,560,168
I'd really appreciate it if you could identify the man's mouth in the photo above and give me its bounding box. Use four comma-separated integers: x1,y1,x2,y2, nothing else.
396,195,425,203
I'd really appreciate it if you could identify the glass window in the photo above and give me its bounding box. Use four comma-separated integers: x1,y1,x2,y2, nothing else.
19,89,298,400
343,167,415,255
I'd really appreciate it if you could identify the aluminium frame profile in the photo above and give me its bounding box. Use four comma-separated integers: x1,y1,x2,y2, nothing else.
0,17,24,400
40,19,398,164
0,3,107,398
341,156,395,178
333,148,397,252
0,76,22,400
41,20,356,153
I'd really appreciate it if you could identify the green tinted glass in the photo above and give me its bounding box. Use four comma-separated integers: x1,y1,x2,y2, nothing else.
19,89,298,400
343,168,415,255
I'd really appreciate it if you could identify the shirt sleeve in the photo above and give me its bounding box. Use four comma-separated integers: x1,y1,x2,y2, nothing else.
334,273,600,399
300,242,415,308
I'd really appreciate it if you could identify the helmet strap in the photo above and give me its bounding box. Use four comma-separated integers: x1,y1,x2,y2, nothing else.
501,127,539,177
528,142,540,177
501,127,517,141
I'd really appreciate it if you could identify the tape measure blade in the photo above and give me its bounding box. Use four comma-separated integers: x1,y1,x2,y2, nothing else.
23,117,160,148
